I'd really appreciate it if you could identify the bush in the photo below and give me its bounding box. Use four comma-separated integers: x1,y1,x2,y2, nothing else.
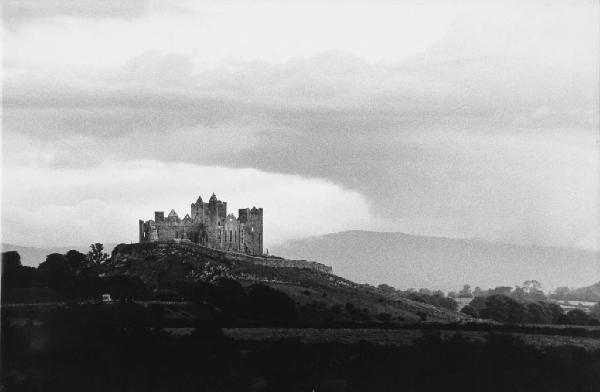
460,305,478,318
590,302,600,320
480,295,527,323
564,309,590,326
474,295,564,324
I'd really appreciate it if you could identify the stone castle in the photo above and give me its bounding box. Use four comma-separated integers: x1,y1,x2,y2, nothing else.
139,193,263,256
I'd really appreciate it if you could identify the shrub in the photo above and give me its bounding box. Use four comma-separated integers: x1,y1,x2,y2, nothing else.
480,295,526,323
564,309,590,325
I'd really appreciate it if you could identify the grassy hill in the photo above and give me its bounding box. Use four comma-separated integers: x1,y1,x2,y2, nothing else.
106,242,466,323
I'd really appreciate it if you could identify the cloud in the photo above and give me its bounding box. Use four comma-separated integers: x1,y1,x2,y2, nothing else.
2,0,190,29
1,161,379,247
2,2,599,251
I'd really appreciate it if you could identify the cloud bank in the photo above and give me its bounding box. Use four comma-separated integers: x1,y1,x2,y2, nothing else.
2,1,598,251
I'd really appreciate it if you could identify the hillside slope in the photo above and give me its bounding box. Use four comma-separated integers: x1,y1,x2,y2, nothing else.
108,242,465,323
270,231,600,291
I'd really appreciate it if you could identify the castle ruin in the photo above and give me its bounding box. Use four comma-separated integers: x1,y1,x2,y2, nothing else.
139,193,263,256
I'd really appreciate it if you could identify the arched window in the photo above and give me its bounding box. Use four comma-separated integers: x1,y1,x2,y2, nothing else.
229,230,232,242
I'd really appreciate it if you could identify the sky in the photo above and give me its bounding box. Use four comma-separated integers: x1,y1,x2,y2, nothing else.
2,0,599,251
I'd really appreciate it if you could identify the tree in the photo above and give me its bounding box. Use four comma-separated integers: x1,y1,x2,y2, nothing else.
552,286,572,300
525,302,547,324
473,286,484,297
468,296,487,312
564,309,590,325
590,302,600,320
37,253,74,290
460,305,478,318
87,243,109,265
2,251,21,272
479,295,526,323
458,284,473,298
522,280,546,300
490,286,513,296
523,280,542,293
2,251,40,288
65,250,87,271
377,284,396,295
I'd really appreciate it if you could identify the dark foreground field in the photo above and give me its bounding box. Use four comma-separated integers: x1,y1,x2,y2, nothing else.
4,308,600,392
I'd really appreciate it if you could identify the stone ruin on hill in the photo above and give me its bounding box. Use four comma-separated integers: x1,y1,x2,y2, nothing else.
139,193,263,256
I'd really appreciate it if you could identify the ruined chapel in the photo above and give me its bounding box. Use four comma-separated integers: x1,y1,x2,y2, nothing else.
139,193,263,256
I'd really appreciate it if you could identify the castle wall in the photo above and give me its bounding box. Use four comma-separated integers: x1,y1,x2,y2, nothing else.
223,214,240,252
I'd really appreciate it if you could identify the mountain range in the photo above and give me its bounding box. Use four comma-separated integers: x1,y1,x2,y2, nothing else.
270,231,600,292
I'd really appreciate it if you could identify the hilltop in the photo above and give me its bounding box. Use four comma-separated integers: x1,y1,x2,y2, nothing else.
106,242,466,323
271,230,600,291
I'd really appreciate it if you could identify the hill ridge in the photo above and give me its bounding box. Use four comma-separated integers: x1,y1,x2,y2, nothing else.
271,230,600,291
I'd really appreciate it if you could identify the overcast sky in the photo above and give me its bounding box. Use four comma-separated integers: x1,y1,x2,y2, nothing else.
2,0,599,251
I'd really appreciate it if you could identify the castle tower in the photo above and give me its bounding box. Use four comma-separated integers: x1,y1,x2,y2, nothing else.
238,207,263,255
167,209,179,223
207,193,224,249
139,219,145,242
191,195,206,222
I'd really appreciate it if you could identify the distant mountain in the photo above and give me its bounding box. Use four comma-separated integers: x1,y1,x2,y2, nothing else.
1,243,120,267
270,231,600,292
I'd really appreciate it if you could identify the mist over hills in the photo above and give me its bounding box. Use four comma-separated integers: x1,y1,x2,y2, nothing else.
270,231,600,292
